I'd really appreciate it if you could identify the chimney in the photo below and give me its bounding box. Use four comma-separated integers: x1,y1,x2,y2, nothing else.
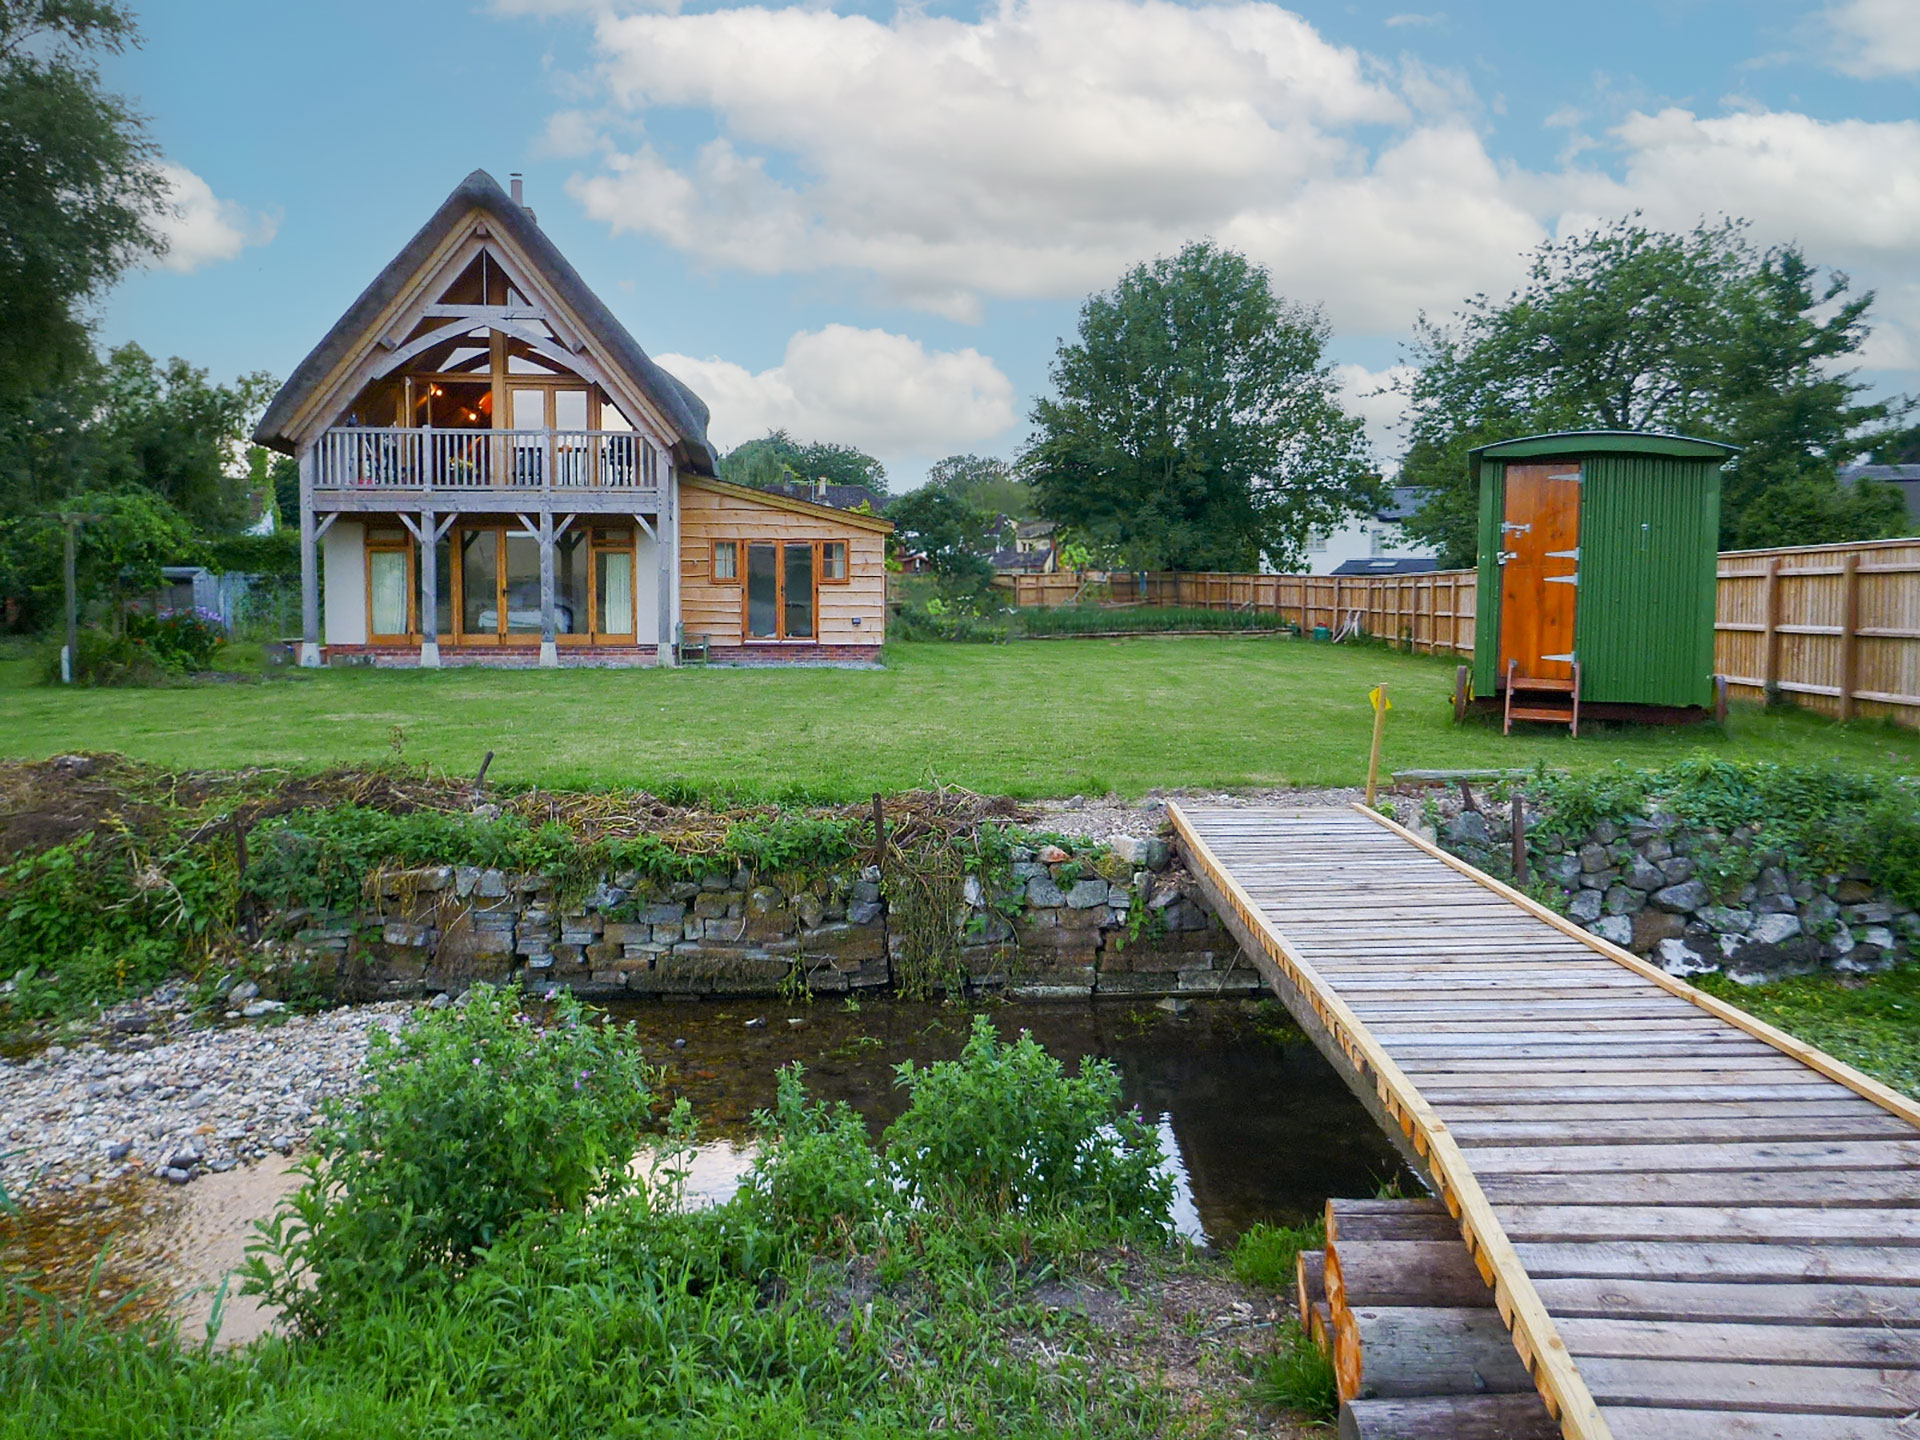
509,173,524,207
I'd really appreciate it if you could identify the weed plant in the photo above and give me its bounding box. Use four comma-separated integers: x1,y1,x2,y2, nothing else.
1250,1318,1338,1420
1229,1219,1324,1291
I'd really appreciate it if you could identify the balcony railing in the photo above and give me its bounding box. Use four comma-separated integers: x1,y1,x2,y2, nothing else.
313,427,658,493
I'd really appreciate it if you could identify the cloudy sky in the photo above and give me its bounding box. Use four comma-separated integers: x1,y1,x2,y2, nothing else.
106,0,1918,485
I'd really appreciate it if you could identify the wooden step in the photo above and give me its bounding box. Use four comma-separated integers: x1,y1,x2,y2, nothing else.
1507,705,1576,722
1508,675,1577,694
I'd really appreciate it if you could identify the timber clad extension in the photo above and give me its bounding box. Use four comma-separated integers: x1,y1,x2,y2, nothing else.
253,169,888,667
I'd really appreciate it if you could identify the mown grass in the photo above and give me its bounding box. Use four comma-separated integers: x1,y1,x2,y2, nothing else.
2,637,1914,801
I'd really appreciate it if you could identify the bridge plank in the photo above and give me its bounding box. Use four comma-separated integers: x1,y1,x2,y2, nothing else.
1500,1206,1920,1243
1577,1355,1920,1413
1532,1276,1920,1322
1517,1240,1920,1285
1465,1140,1920,1174
1557,1317,1920,1366
1604,1408,1920,1439
1452,1115,1919,1145
1481,1168,1920,1207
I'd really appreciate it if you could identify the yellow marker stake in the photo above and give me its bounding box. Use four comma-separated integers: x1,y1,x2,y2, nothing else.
1365,684,1391,809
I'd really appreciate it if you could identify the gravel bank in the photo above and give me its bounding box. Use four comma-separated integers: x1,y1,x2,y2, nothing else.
1032,786,1364,843
1,1001,411,1200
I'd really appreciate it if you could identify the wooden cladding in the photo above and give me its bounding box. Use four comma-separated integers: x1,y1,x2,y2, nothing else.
1008,544,1920,729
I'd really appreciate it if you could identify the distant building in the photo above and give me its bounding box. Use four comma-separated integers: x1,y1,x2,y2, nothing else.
1301,486,1437,575
1839,464,1920,526
757,478,889,514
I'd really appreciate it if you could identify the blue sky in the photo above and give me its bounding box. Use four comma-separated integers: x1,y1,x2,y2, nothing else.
104,0,1919,485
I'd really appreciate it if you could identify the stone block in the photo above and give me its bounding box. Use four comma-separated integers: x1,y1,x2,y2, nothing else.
382,921,434,947
1837,878,1875,904
1653,938,1717,977
1623,857,1665,892
793,892,825,929
1065,877,1110,909
603,922,652,946
745,906,794,941
1801,894,1841,927
1565,889,1603,923
1092,852,1134,884
1631,910,1686,950
1603,885,1646,916
1027,875,1067,907
1698,906,1753,934
1057,902,1110,930
476,869,509,898
847,899,884,926
1652,879,1710,913
1750,912,1803,946
799,922,887,965
1097,971,1182,996
1590,915,1635,947
640,902,687,926
1578,842,1611,873
1658,856,1696,884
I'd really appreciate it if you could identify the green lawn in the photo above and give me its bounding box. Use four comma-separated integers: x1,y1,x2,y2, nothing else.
2,636,1915,800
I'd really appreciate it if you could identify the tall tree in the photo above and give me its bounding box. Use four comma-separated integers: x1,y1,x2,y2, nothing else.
926,454,1034,520
1400,218,1902,566
1024,242,1373,572
885,486,1001,597
720,430,888,496
0,1,166,402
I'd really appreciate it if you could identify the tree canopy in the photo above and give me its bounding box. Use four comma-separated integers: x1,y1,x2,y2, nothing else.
925,454,1034,520
0,1,166,402
1024,242,1373,573
719,430,888,497
1399,217,1906,566
885,486,1001,597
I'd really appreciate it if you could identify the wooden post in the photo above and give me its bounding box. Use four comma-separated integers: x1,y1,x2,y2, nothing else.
298,446,321,667
419,507,440,669
61,514,80,683
1510,787,1527,886
537,509,558,668
1452,665,1469,725
658,468,677,666
870,791,887,866
1761,554,1782,699
1839,551,1861,722
1365,685,1389,809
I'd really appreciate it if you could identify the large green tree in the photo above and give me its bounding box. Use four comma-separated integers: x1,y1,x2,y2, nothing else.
926,454,1034,520
720,430,888,497
1400,218,1904,566
1024,242,1372,572
885,486,1001,597
0,1,166,402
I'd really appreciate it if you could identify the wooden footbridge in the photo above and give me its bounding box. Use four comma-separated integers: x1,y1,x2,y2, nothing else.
1170,801,1920,1440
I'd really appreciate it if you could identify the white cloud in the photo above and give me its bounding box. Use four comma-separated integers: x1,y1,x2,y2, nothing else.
1825,0,1920,78
656,325,1016,462
1384,12,1444,28
1334,362,1414,470
153,163,276,274
542,0,1920,389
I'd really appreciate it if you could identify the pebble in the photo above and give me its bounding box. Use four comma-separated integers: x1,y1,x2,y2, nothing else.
0,999,410,1199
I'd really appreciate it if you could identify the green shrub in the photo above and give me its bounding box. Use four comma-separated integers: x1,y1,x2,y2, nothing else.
883,1015,1172,1232
243,985,656,1333
1015,605,1289,638
126,609,227,671
742,1063,885,1248
892,604,1010,643
1230,1219,1323,1291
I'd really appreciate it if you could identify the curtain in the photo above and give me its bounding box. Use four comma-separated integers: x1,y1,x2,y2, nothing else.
370,550,408,636
600,551,633,636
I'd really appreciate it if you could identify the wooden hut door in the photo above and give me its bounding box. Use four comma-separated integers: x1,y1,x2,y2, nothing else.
1498,463,1581,683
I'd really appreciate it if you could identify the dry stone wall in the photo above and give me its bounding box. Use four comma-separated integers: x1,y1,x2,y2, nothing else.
276,834,1258,1003
1428,803,1918,983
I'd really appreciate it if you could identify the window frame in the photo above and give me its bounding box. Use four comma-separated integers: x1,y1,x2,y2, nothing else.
712,539,739,583
735,538,837,642
820,540,850,584
447,523,638,646
364,535,416,643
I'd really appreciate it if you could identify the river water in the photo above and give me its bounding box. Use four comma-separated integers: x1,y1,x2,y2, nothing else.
3,995,1414,1345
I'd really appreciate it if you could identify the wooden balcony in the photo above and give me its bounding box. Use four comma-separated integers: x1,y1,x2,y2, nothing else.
311,427,664,514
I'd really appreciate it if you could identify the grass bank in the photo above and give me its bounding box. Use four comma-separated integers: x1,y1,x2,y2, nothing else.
3,637,1915,800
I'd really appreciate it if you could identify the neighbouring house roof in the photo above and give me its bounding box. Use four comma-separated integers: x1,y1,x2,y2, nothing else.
683,476,893,533
1330,557,1441,576
252,169,718,476
1015,519,1056,540
991,547,1051,572
758,480,889,513
1841,464,1920,523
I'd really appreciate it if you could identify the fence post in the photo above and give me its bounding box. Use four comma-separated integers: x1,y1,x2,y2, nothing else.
1839,553,1861,723
1761,554,1783,697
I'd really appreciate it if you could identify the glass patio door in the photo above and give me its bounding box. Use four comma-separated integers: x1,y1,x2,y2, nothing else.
744,541,815,639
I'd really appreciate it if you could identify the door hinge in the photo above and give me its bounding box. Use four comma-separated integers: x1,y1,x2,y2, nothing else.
1496,551,1520,565
1549,472,1581,482
1501,522,1531,535
1542,651,1577,663
1545,573,1579,586
1547,548,1579,560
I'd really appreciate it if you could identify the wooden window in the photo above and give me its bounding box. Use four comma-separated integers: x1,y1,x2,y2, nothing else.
821,541,849,583
450,524,636,645
712,540,738,582
366,542,414,641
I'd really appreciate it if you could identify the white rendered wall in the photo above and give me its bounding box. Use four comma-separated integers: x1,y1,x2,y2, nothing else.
635,527,660,642
323,523,367,645
1303,518,1437,576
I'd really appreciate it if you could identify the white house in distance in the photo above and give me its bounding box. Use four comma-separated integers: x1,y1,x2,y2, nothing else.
1303,485,1439,576
252,170,890,668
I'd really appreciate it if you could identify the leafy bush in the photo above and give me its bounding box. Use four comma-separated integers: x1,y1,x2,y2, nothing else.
743,1063,885,1247
125,608,227,671
243,986,656,1332
884,1015,1172,1231
891,604,1010,643
1230,1219,1323,1291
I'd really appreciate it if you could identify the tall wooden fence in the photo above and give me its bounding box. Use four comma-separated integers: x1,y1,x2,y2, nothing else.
1005,569,1479,657
1004,540,1920,727
1716,538,1920,724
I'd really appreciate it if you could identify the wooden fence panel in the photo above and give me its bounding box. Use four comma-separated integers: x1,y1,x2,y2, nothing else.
1715,538,1920,724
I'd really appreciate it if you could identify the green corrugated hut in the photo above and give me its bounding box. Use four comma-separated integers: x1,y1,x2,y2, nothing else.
1467,431,1738,732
